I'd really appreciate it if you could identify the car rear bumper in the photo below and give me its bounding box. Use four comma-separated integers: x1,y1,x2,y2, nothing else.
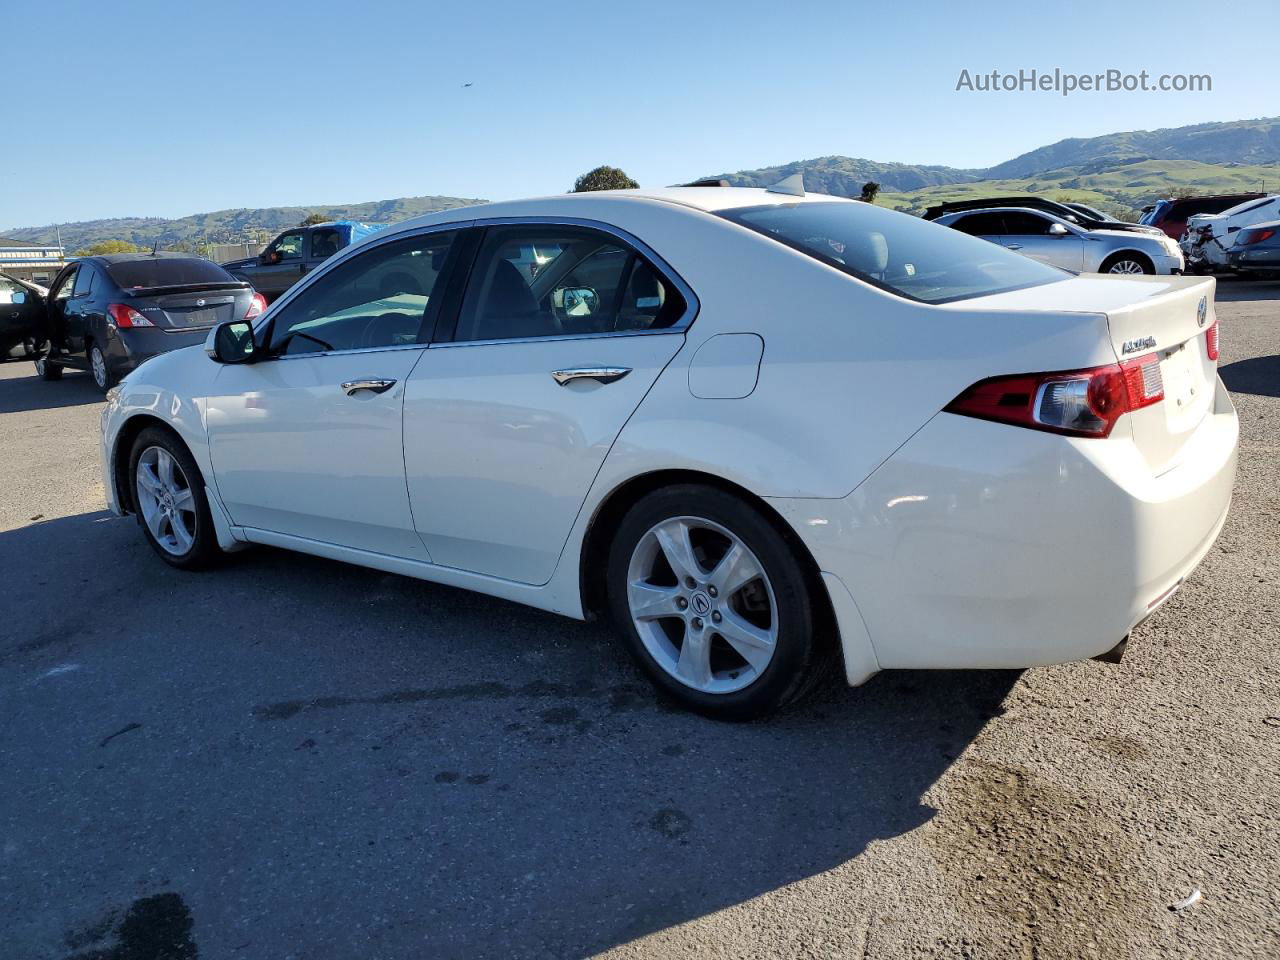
770,377,1238,676
108,327,212,372
1229,249,1280,272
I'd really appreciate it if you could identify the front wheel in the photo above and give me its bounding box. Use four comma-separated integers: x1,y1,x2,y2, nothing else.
1101,253,1155,275
606,485,833,720
129,427,220,569
34,355,63,380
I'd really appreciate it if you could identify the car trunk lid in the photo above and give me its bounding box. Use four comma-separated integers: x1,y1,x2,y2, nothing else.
130,286,246,330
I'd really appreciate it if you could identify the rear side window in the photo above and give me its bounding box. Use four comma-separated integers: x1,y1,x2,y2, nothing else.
106,258,238,290
722,202,1066,304
452,226,685,342
72,265,95,296
309,228,343,260
952,213,1006,236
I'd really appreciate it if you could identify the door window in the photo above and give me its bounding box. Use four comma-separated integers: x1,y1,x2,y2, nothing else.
269,231,456,355
72,265,95,296
951,213,1006,236
1001,212,1055,236
52,267,79,301
0,277,25,304
309,228,342,260
452,226,685,342
271,232,306,261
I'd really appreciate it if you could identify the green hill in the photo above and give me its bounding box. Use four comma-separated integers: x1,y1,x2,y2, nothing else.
986,116,1280,179
4,195,486,253
704,155,981,194
878,158,1280,219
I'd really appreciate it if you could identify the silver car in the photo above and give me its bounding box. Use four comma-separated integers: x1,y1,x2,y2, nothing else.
936,207,1185,275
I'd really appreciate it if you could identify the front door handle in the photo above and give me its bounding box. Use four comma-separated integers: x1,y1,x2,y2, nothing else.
551,366,631,386
1006,243,1023,250
341,378,397,396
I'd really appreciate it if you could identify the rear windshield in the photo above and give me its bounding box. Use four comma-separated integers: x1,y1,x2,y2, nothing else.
105,257,239,290
720,202,1066,304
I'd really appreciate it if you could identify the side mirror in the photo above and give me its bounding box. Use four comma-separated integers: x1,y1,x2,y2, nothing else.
1049,222,1070,236
206,320,260,364
553,286,599,318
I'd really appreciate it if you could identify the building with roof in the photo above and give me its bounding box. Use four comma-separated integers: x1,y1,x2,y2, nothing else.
0,236,66,286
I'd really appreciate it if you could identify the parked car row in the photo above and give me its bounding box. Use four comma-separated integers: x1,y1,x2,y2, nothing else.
1180,194,1280,272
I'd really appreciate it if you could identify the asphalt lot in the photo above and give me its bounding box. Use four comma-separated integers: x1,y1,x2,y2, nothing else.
2,279,1277,960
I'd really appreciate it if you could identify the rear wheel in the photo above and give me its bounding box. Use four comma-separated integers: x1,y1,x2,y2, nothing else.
129,427,219,569
89,343,116,392
1100,252,1154,275
606,485,832,720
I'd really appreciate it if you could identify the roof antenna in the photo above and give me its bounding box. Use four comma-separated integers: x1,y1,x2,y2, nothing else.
151,238,159,255
766,173,805,197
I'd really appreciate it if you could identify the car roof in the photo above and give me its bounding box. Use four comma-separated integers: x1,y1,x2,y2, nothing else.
375,187,855,237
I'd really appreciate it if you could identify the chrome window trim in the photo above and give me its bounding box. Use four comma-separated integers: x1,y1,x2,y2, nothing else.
273,341,429,362
443,215,699,344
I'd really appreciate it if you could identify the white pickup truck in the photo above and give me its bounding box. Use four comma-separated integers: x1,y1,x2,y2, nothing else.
1181,194,1280,271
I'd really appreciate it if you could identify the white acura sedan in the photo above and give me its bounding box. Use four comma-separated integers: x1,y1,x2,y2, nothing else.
99,183,1238,719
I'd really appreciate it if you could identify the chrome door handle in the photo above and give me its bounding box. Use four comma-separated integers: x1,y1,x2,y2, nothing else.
341,378,397,396
551,367,631,386
1006,243,1023,250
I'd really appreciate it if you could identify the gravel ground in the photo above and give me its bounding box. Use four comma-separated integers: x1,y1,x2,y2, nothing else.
1,280,1277,959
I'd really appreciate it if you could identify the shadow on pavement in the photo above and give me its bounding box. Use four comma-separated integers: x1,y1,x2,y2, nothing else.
1214,278,1280,303
1220,354,1280,398
1,512,1019,958
0,365,100,414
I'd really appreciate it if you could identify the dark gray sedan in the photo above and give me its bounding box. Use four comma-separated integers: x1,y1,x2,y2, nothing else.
33,253,264,392
1229,220,1280,279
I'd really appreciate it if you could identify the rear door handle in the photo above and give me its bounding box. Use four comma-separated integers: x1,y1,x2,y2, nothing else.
551,366,631,386
341,378,397,395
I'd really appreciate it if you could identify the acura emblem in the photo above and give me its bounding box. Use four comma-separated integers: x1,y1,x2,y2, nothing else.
196,298,206,307
1196,296,1207,327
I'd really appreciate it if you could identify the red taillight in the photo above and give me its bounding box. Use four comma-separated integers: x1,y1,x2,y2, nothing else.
946,354,1164,438
107,303,154,328
245,292,266,320
1239,227,1275,246
1205,321,1219,362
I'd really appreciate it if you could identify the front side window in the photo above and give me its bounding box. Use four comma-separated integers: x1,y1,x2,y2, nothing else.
1002,212,1055,236
722,202,1066,304
269,231,455,355
271,232,306,261
0,277,24,304
453,226,685,342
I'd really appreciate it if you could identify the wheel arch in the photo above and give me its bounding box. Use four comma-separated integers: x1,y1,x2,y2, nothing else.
111,413,184,514
1100,249,1155,273
578,469,837,643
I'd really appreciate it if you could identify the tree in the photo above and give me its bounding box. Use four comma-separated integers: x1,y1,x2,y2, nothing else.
298,212,330,227
859,181,881,204
571,166,639,193
71,239,143,257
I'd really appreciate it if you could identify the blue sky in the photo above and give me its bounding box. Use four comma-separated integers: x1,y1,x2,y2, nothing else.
4,0,1276,229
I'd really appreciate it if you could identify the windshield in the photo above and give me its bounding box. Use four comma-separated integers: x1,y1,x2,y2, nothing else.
105,257,239,290
721,202,1066,304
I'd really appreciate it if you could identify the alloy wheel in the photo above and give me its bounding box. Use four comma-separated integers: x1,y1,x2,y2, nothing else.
135,446,197,556
626,516,778,694
91,348,109,389
1107,259,1146,275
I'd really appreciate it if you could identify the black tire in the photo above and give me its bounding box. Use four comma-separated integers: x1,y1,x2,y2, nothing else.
89,342,117,392
1099,251,1155,275
606,484,834,721
128,426,220,569
34,355,62,380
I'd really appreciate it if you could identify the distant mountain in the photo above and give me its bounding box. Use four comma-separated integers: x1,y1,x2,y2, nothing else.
706,155,982,195
4,195,485,253
985,116,1280,179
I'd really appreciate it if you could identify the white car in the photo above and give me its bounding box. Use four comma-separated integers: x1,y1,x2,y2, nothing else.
99,183,1238,719
1182,194,1280,270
